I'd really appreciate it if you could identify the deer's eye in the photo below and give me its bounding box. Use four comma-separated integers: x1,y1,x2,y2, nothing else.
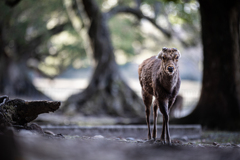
162,56,166,60
175,56,179,60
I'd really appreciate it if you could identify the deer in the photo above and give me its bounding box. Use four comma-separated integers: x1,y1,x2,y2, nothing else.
138,47,181,145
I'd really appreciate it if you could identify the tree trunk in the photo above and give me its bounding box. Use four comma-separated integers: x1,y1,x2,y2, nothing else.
0,23,48,99
173,0,240,130
0,25,8,93
64,0,144,118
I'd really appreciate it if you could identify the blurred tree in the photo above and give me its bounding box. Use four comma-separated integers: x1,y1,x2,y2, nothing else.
0,1,84,98
63,0,144,116
0,0,47,97
63,0,199,117
174,0,240,130
0,0,200,117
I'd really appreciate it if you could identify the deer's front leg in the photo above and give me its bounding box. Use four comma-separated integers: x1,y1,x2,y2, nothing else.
165,113,171,145
159,100,170,144
152,100,158,140
160,116,165,143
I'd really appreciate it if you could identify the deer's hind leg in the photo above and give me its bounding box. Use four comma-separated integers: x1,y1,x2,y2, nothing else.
141,89,153,140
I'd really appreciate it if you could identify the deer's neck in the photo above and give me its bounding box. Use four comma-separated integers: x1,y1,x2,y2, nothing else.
159,68,178,93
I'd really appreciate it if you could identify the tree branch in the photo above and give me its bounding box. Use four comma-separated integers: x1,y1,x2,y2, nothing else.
19,22,71,57
64,0,93,61
27,62,55,79
106,6,171,38
4,0,21,7
27,55,69,79
162,6,191,47
106,5,193,47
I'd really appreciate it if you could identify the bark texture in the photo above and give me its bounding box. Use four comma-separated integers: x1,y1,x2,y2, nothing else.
0,95,60,127
173,0,240,130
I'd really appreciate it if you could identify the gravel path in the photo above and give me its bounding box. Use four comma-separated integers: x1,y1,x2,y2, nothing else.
12,130,240,160
2,124,240,160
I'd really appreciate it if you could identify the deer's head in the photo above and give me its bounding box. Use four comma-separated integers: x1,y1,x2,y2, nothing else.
157,47,181,76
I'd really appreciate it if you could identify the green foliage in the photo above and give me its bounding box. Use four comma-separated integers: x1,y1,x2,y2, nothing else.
142,0,181,4
0,0,87,76
140,0,200,26
107,0,200,61
108,15,144,57
1,0,200,75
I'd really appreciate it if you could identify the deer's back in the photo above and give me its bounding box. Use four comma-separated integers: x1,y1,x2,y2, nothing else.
138,56,160,96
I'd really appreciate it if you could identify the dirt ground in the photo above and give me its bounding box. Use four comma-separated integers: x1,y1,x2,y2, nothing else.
2,128,240,160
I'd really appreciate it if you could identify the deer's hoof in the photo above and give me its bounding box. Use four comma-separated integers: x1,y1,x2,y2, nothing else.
145,139,155,144
166,140,172,145
159,138,165,144
148,135,152,140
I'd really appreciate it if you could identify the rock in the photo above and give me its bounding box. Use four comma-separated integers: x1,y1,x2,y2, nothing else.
55,134,65,138
213,142,218,146
137,139,145,143
198,144,205,148
181,136,188,141
172,139,183,145
119,138,127,142
232,144,240,148
126,137,135,141
226,143,231,146
28,123,44,134
93,135,104,139
44,130,56,136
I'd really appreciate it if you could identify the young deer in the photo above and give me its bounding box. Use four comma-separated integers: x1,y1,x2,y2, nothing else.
138,47,181,144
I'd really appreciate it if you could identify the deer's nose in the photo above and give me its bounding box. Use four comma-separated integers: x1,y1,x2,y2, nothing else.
168,66,174,72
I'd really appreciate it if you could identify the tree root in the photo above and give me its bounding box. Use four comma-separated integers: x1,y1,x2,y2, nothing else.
0,95,61,135
63,80,144,118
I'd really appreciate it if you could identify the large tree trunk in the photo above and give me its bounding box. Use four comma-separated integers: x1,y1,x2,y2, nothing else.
0,57,48,99
63,0,143,117
1,58,48,99
0,24,8,93
173,0,240,130
0,22,48,99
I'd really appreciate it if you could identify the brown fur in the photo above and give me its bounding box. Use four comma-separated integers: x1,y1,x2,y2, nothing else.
138,47,181,144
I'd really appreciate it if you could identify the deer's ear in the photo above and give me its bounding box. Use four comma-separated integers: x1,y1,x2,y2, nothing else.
156,51,164,59
162,47,168,52
177,50,181,59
